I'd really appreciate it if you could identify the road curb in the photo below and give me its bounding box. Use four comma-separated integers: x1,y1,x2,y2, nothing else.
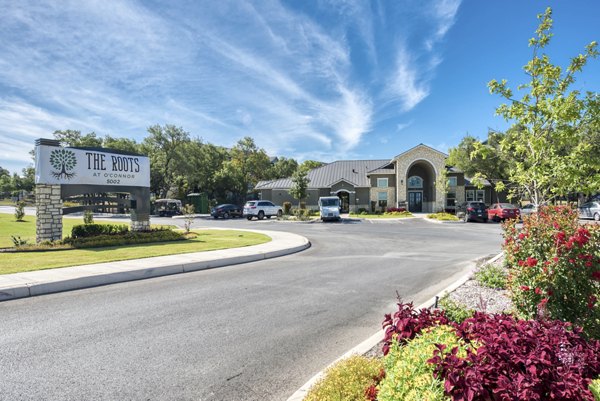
0,230,310,302
285,251,503,401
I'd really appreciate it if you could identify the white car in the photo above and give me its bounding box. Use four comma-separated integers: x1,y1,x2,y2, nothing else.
519,203,538,218
243,200,283,220
578,201,600,221
318,196,341,221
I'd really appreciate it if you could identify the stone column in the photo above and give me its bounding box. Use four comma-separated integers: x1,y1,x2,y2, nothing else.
130,187,151,231
36,184,63,243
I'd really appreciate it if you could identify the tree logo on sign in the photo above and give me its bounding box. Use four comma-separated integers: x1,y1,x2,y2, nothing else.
50,149,77,180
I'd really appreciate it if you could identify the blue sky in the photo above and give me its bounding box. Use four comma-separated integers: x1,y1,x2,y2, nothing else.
1,0,599,175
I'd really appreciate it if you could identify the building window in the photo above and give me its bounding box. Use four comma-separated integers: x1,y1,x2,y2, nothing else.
378,191,388,208
466,189,485,203
407,176,423,188
446,176,457,207
377,178,388,188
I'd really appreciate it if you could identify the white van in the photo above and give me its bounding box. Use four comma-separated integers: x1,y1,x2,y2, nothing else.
318,196,341,221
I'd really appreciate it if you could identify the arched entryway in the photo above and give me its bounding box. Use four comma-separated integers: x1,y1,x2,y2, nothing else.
406,161,436,213
337,191,350,213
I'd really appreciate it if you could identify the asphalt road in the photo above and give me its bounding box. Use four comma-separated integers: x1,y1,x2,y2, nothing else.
0,215,504,401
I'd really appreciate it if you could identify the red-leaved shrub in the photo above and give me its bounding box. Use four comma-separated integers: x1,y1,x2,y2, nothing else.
429,312,600,401
386,207,406,213
503,205,600,338
381,302,448,355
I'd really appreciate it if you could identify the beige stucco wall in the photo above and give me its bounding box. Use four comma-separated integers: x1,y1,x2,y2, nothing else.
394,145,447,213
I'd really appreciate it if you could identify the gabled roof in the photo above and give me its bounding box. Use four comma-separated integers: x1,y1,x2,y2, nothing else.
255,159,389,190
393,143,448,160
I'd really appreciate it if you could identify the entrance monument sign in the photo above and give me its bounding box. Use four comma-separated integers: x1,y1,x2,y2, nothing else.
34,138,151,243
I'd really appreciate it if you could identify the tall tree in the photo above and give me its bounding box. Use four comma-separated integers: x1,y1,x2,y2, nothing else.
268,157,298,179
141,125,190,198
218,137,271,204
0,166,12,197
53,130,103,147
448,131,510,191
488,7,599,205
180,140,229,200
299,160,325,171
103,135,141,154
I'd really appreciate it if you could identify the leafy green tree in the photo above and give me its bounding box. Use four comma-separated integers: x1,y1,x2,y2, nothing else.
448,131,511,198
103,135,141,154
289,167,310,208
19,167,35,192
488,7,599,205
268,157,298,179
0,167,11,197
299,160,325,171
218,137,271,205
141,125,190,198
179,140,229,200
53,130,103,147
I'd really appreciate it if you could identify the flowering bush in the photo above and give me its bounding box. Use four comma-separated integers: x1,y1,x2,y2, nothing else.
502,206,600,337
430,312,600,401
382,302,449,356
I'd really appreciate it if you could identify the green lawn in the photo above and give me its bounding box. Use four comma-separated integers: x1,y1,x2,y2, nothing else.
0,214,122,248
0,214,270,274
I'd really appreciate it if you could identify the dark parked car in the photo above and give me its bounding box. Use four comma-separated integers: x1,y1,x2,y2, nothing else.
488,203,520,222
210,204,242,219
456,201,488,223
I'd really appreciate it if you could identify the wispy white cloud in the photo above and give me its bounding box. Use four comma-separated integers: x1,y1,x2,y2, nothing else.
0,0,461,173
396,121,414,132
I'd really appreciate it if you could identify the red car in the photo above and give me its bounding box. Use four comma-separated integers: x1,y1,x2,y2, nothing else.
488,203,520,222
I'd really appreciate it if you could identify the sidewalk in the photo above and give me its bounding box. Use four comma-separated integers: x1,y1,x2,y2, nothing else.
0,229,310,302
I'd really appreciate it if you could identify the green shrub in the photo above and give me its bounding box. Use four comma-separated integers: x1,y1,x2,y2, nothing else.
474,263,508,289
426,212,459,221
503,206,600,338
304,355,383,401
438,296,474,323
377,325,471,401
283,202,292,215
83,210,94,225
64,228,185,248
14,201,25,221
71,223,129,238
293,208,311,221
358,208,367,214
591,378,600,401
384,211,413,218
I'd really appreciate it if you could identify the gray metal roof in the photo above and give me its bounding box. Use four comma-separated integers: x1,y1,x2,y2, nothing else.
465,176,491,187
255,159,390,189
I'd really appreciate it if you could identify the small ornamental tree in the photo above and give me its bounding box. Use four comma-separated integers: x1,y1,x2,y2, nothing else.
289,167,310,210
503,206,600,338
487,8,600,204
14,201,25,221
